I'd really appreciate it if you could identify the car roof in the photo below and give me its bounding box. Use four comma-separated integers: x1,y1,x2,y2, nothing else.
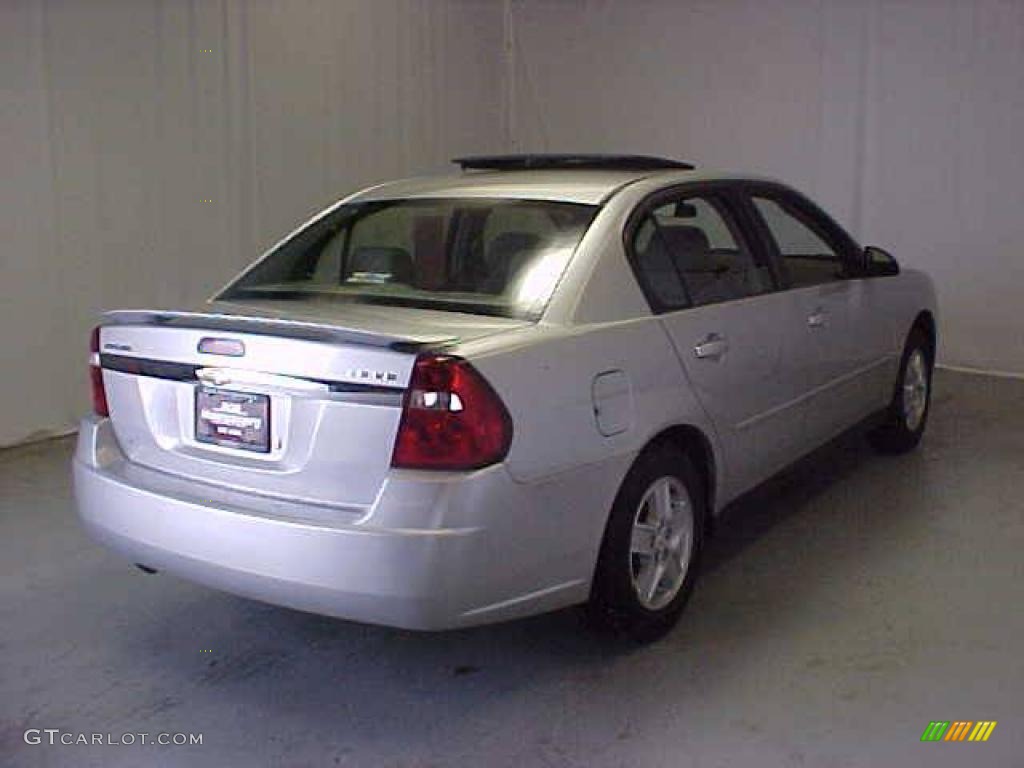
346,168,781,206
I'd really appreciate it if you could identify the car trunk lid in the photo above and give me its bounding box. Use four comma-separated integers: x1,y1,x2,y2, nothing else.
96,304,527,513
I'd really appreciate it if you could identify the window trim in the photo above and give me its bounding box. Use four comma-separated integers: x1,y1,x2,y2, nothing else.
622,181,782,315
739,182,863,290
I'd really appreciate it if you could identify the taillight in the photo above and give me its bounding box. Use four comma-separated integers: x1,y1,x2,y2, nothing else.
391,355,512,470
89,326,109,417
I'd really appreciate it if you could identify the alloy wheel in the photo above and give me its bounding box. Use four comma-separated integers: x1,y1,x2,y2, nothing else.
629,476,694,611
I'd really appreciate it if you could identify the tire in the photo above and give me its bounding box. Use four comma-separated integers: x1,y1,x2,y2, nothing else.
868,327,933,454
587,444,706,641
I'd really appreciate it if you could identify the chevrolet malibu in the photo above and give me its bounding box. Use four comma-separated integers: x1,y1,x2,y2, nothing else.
74,154,937,638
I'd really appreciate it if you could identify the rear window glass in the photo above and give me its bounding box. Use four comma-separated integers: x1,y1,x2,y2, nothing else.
218,198,598,320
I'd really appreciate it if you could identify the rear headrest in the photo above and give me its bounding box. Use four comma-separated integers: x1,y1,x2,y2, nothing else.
481,232,541,293
487,232,540,265
349,246,412,284
659,225,714,271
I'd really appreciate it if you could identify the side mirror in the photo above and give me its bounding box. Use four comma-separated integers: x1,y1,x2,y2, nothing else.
863,245,899,277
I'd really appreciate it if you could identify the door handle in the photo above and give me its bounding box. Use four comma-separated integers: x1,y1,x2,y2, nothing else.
807,307,827,328
694,334,729,361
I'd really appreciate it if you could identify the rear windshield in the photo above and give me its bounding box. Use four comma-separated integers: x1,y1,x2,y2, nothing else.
218,198,598,320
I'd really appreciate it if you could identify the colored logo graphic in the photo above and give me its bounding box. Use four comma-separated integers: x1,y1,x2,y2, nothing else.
921,721,997,742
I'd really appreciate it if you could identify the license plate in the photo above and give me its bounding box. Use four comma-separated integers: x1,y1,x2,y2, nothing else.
195,387,270,453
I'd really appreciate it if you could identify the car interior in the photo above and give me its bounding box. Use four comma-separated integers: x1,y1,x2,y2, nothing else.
636,196,772,308
319,203,581,298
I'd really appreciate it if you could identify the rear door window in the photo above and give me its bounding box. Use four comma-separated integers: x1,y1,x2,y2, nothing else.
630,191,774,311
631,214,690,311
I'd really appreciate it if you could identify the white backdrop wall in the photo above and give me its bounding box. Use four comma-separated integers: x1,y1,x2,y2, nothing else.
0,0,505,447
4,0,1023,448
509,0,1024,375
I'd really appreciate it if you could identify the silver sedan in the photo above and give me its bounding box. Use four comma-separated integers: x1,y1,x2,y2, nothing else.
74,154,937,638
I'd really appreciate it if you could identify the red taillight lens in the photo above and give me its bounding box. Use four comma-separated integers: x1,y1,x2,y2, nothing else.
391,355,512,470
90,326,109,417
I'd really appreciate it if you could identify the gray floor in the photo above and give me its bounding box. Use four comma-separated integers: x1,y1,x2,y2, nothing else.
1,370,1022,768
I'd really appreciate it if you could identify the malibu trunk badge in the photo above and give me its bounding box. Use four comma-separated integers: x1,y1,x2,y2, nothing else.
198,337,245,357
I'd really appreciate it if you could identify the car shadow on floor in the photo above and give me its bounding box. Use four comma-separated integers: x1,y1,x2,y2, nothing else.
703,423,878,575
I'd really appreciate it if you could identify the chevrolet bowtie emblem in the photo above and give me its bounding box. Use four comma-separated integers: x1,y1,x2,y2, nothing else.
196,368,234,387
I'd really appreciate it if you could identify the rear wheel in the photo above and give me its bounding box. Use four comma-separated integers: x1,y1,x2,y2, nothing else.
588,445,705,641
869,328,933,454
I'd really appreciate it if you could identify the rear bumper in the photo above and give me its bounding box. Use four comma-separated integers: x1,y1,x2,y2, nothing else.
73,417,601,630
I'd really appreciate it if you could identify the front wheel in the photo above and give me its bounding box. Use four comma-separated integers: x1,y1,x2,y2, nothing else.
587,445,705,641
869,328,933,454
